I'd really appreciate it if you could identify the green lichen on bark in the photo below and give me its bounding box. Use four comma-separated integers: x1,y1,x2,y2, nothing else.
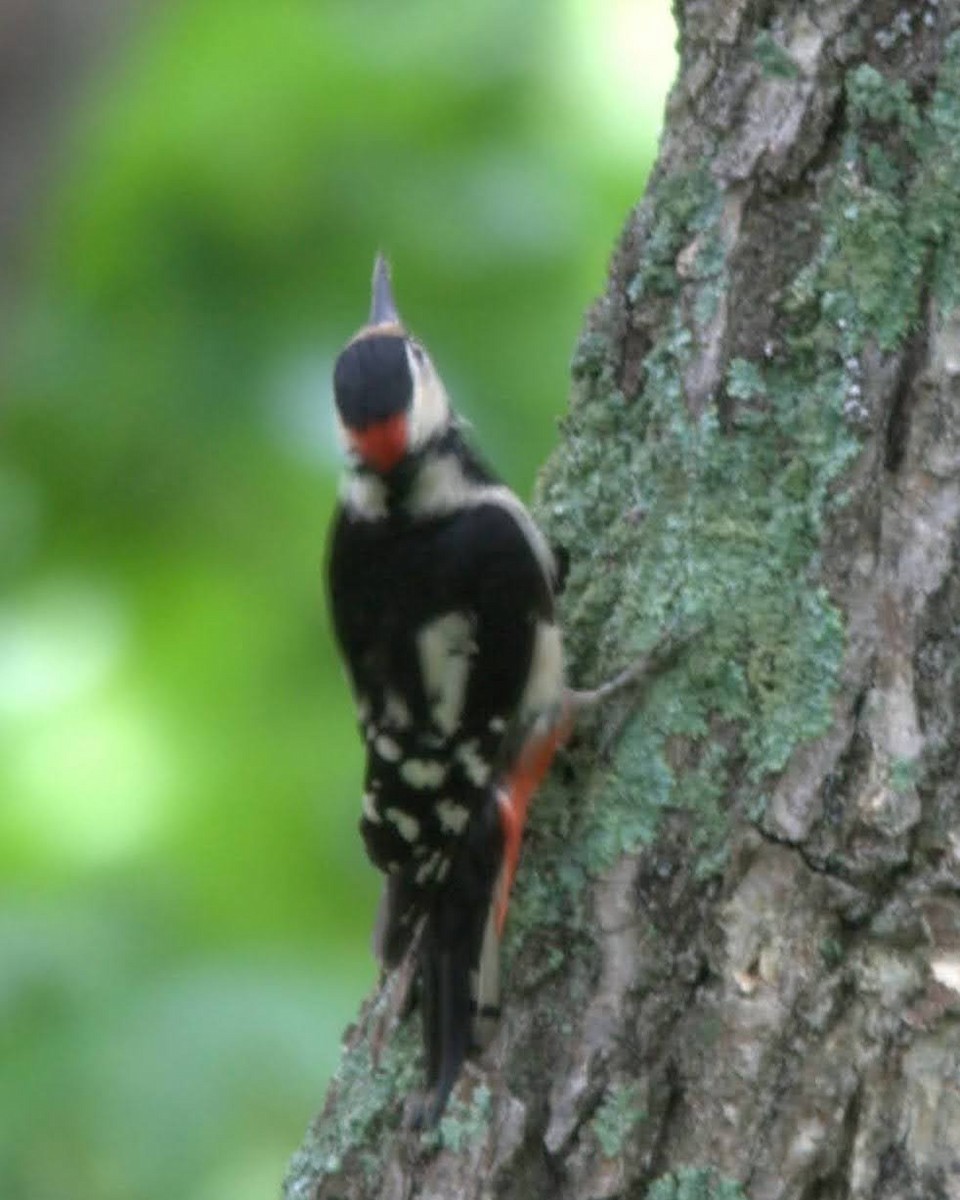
427,1084,493,1153
592,1081,647,1157
753,31,799,80
627,168,722,304
646,1166,748,1200
519,37,960,939
889,754,919,793
284,1019,420,1193
812,46,960,353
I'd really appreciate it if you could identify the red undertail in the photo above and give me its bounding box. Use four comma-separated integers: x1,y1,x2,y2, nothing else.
495,703,574,935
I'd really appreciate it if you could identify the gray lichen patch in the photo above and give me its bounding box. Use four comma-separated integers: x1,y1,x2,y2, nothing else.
753,31,800,80
592,1080,647,1158
428,1083,493,1153
646,1166,748,1200
626,168,722,306
283,1013,420,1196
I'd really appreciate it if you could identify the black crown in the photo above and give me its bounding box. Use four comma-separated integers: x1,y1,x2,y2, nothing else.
333,335,412,430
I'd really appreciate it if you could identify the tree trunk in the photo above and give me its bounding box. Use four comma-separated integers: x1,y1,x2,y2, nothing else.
285,2,960,1197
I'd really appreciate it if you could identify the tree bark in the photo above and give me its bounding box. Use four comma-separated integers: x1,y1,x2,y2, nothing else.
286,2,960,1197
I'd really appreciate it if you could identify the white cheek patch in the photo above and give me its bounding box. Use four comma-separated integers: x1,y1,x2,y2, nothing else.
340,471,388,520
407,456,472,516
416,612,477,736
405,343,450,451
521,621,565,719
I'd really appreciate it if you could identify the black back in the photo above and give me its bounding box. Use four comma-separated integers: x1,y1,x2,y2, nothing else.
325,433,557,1124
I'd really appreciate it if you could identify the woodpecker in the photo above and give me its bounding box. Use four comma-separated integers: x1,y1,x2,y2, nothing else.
326,255,574,1126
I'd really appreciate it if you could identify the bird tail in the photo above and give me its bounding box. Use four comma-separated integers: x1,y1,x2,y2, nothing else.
415,820,502,1126
416,905,477,1126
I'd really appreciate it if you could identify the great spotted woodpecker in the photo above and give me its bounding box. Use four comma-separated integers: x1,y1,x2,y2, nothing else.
326,256,574,1125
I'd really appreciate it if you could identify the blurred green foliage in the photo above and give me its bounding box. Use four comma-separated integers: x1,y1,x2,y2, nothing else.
0,1,672,1196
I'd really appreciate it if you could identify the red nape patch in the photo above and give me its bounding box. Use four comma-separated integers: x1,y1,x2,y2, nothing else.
495,706,574,935
350,413,409,473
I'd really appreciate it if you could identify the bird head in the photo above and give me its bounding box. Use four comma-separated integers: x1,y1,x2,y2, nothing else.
333,255,451,475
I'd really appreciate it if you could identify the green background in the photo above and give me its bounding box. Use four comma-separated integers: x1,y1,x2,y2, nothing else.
0,2,673,1196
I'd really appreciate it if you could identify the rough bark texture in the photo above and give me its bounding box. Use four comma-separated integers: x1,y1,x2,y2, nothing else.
286,2,960,1197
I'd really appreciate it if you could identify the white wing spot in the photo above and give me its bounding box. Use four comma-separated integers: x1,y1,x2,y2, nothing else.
457,739,492,787
489,716,506,734
416,612,476,736
383,689,412,730
361,792,381,823
374,733,402,762
416,850,442,884
400,758,448,789
435,798,470,834
384,807,421,842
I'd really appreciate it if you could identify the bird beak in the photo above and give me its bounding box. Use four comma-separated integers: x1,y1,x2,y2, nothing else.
370,253,400,325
